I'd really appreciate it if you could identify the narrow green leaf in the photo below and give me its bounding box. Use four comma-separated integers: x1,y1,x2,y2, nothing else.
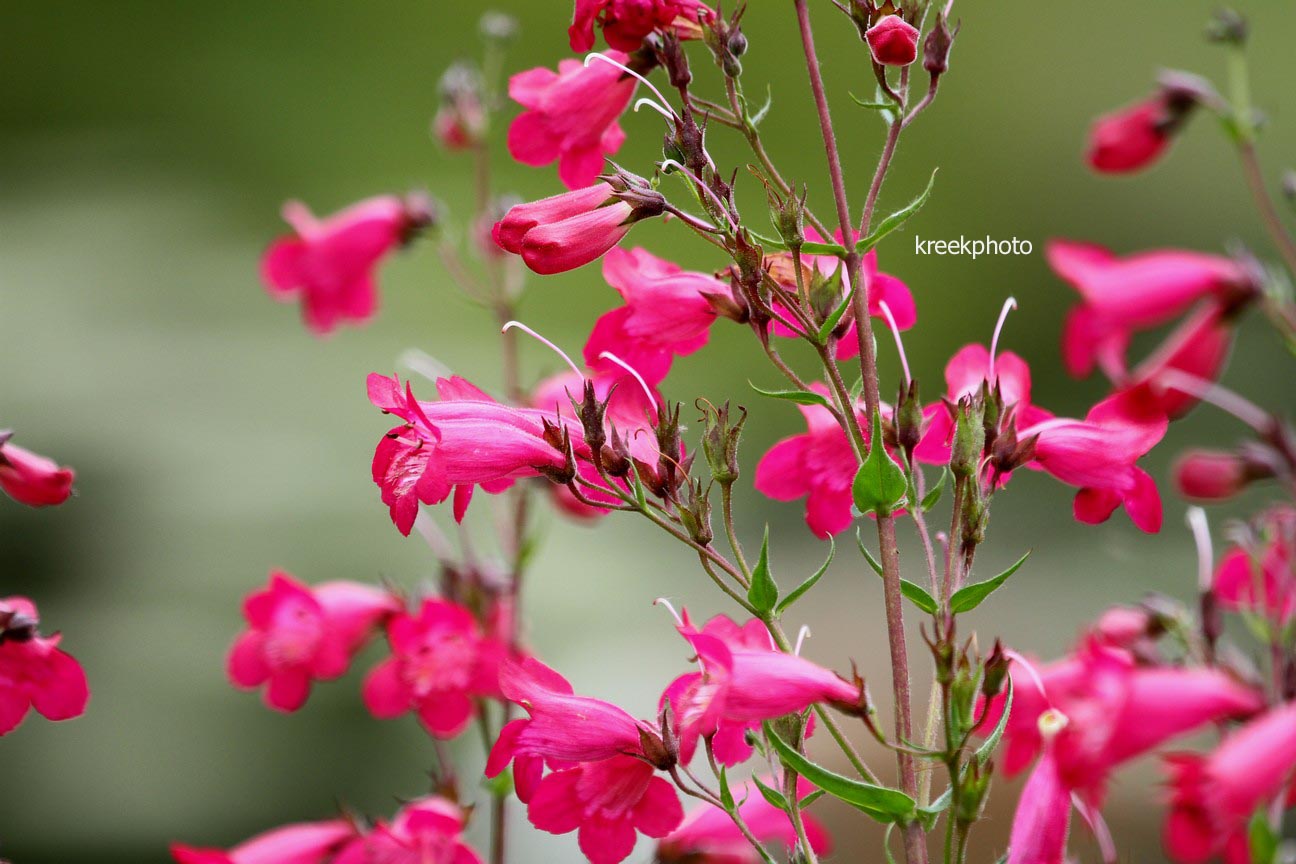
855,529,884,575
798,789,825,808
849,92,896,110
481,767,514,798
974,678,1013,767
852,409,908,517
749,381,833,409
747,526,779,616
1249,807,1280,864
630,465,647,510
857,530,937,613
816,287,854,344
949,551,1031,614
776,539,835,615
920,467,949,512
856,169,939,254
916,788,951,830
882,824,899,864
751,775,789,811
749,84,774,127
765,722,916,823
719,766,736,812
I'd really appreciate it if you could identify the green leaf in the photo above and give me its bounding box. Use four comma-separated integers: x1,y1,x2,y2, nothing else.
916,788,951,830
481,767,514,798
973,678,1013,767
765,722,917,823
856,169,938,254
882,824,899,864
857,530,938,614
748,84,774,127
949,551,1031,614
798,789,825,808
849,92,896,110
751,775,789,811
719,766,736,812
852,409,908,517
747,526,779,616
749,381,833,409
816,285,854,344
856,529,884,575
920,467,949,512
1248,807,1279,864
776,538,834,614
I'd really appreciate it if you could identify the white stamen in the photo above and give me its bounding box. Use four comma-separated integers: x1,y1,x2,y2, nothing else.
1016,417,1082,439
399,349,452,383
988,296,1018,383
794,625,812,656
877,300,912,386
1004,649,1049,701
660,160,737,232
1037,708,1069,740
502,321,583,379
633,97,676,122
1186,506,1214,593
597,351,659,413
412,511,456,561
653,597,684,627
1157,370,1272,433
584,53,676,121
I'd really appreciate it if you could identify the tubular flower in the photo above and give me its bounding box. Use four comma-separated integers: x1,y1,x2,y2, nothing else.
260,194,431,336
1212,506,1296,626
0,436,74,507
1115,303,1236,419
0,596,89,736
507,52,637,190
1086,78,1205,174
361,598,504,739
1174,451,1256,502
658,776,832,864
569,0,715,52
527,754,684,864
754,383,868,539
1046,240,1258,378
227,571,399,713
866,15,920,67
333,797,484,864
979,639,1263,806
1024,391,1169,532
1007,731,1073,864
171,820,357,864
1163,702,1296,864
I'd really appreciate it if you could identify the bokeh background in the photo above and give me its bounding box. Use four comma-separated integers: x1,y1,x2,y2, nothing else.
3,1,1295,861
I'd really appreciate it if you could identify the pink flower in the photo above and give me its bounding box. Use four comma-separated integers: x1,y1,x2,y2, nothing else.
0,436,74,507
1212,507,1296,626
227,571,398,712
583,247,729,383
171,820,356,864
1090,605,1156,651
508,53,637,190
1174,450,1253,502
1025,391,1169,532
1114,303,1235,419
569,0,714,52
1164,703,1296,864
1086,97,1176,174
754,383,866,538
1007,745,1072,864
362,598,503,738
528,755,684,864
333,797,483,864
658,776,832,864
980,640,1263,805
0,596,89,736
261,194,430,336
866,15,920,66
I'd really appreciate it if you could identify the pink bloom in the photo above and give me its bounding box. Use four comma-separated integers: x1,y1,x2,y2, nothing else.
261,195,429,336
980,640,1263,805
333,797,483,864
1164,703,1296,864
1212,508,1296,626
227,571,398,713
508,53,637,190
528,754,683,864
658,776,832,864
866,15,920,66
754,383,864,538
362,598,502,738
1007,747,1072,864
0,437,74,507
171,820,356,864
583,247,729,383
1090,605,1156,651
569,0,714,52
1116,303,1235,419
0,596,89,736
1025,391,1169,532
494,182,656,275
1174,450,1253,502
1086,98,1175,174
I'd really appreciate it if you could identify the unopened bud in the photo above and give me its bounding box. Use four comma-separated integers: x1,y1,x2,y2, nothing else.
950,398,985,479
1173,448,1274,502
701,401,747,486
895,380,923,457
866,15,920,67
980,640,1009,700
922,12,956,77
1205,8,1248,46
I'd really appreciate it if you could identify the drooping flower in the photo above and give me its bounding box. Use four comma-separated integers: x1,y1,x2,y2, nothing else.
753,383,864,538
1174,449,1264,502
657,776,832,864
0,435,74,507
261,194,431,336
1212,506,1296,627
362,598,504,738
171,820,357,864
1086,77,1207,174
0,596,89,736
866,15,920,67
332,797,483,864
507,52,637,190
569,0,714,52
1163,702,1296,864
227,571,399,713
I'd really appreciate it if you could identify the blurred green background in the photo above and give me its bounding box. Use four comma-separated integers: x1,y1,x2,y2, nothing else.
3,1,1294,861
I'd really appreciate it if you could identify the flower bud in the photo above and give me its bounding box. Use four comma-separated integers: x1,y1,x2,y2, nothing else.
866,15,920,67
895,379,923,457
680,479,714,546
434,63,487,151
922,12,956,77
956,759,992,826
1173,448,1274,501
961,482,986,548
1205,8,1248,46
980,640,1009,701
1092,605,1157,649
1086,74,1209,175
770,188,807,252
701,401,747,486
949,397,985,479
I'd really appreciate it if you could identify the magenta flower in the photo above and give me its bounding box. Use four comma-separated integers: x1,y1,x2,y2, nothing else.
754,383,866,538
508,52,637,190
569,0,714,52
1164,702,1296,864
1212,507,1296,626
0,436,74,508
1114,302,1235,419
1174,450,1254,502
171,820,357,864
658,776,832,864
1024,391,1169,532
528,754,683,864
494,182,644,274
1006,746,1072,864
227,571,399,713
332,797,483,864
362,598,503,739
0,596,89,736
1086,97,1176,174
261,194,429,336
866,15,920,67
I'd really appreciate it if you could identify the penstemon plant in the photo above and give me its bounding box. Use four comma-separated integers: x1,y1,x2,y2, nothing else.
9,2,1296,864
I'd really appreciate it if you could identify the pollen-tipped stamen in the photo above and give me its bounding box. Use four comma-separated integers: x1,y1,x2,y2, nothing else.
1186,506,1214,593
585,53,677,122
988,296,1018,383
597,351,660,413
